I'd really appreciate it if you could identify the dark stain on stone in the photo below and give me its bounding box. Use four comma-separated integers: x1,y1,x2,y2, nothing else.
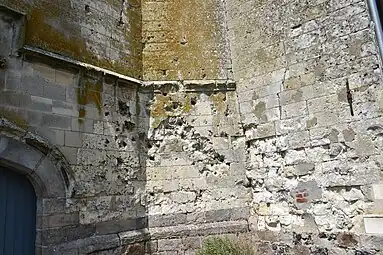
123,120,135,132
118,100,131,117
306,117,318,128
0,57,6,69
337,233,358,248
327,129,339,143
342,128,356,142
118,140,127,148
253,101,267,121
355,250,378,255
293,232,302,245
292,89,303,102
345,79,354,116
310,247,329,255
116,157,123,165
252,91,259,100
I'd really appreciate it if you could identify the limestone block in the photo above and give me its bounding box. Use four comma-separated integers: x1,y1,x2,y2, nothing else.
65,131,83,147
284,149,307,165
0,137,44,172
171,191,196,204
245,122,276,140
42,113,72,130
364,216,383,234
157,239,183,251
275,116,308,135
372,184,383,200
319,159,380,187
287,130,310,149
281,101,308,119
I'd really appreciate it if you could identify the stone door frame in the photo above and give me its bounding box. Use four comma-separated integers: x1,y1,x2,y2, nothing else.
0,118,74,254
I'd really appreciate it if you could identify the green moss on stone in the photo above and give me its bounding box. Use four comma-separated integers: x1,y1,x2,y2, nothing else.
4,0,142,78
210,92,226,114
150,93,194,128
0,109,29,129
76,78,102,121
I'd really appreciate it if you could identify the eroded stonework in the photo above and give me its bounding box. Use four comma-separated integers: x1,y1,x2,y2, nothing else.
227,0,383,253
1,0,383,254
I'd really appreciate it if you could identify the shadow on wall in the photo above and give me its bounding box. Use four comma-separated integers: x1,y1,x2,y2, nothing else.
0,0,142,78
0,5,151,254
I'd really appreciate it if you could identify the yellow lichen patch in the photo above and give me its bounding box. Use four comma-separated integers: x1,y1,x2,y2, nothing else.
150,93,193,128
141,0,227,80
26,7,86,60
76,78,103,121
4,0,142,78
123,6,143,78
182,94,192,113
210,92,227,115
105,0,122,8
1,0,32,13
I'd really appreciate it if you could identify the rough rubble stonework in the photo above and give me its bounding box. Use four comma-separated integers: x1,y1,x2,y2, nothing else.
0,0,383,254
227,0,383,253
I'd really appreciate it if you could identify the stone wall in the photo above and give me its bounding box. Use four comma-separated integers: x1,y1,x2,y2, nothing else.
0,0,142,78
0,6,150,253
0,5,250,254
141,0,232,81
227,0,383,253
144,80,248,234
1,0,383,254
0,58,150,253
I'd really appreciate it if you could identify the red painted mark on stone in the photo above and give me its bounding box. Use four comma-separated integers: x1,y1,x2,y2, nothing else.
295,189,309,203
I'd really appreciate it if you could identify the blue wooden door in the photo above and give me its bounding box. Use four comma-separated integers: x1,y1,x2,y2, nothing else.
0,167,36,255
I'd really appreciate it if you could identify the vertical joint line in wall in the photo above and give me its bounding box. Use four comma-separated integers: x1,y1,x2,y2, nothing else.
280,39,288,120
221,0,234,79
10,23,17,55
277,92,282,120
118,0,126,26
346,79,354,116
278,68,287,120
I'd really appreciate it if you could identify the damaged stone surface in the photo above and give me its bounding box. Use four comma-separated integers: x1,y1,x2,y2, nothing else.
227,0,383,253
145,82,248,218
1,0,383,254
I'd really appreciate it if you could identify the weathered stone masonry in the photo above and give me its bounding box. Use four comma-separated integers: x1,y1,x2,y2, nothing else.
1,0,383,254
227,0,383,254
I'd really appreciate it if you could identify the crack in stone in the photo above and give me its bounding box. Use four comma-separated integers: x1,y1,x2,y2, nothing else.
345,79,354,116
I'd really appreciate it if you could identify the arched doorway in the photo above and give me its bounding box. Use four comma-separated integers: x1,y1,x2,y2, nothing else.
0,166,37,255
0,119,75,254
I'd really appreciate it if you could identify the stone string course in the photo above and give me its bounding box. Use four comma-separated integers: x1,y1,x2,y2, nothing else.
0,0,383,254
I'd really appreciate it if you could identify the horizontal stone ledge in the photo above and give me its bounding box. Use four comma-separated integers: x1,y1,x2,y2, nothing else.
148,207,250,228
142,80,237,93
184,82,236,92
21,46,142,86
149,220,249,240
118,228,151,245
44,233,120,254
96,217,148,235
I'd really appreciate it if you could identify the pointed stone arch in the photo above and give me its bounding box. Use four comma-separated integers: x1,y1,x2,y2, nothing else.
0,118,75,254
0,118,74,198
